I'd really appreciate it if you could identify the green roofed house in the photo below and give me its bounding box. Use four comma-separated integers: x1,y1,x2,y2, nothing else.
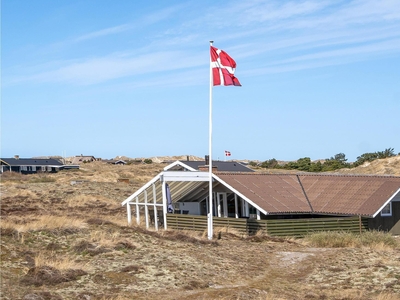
121,160,400,236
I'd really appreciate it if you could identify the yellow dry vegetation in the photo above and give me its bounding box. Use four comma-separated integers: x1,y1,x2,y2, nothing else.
1,156,400,300
66,194,110,208
1,215,87,234
88,229,121,248
337,155,400,176
34,252,88,271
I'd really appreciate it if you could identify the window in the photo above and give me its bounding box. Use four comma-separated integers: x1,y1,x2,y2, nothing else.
381,202,392,217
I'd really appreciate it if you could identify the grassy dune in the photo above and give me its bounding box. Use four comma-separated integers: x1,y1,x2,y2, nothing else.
1,158,400,299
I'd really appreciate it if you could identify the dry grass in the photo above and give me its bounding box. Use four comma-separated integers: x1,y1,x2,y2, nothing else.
100,296,133,300
376,294,400,300
28,174,56,183
304,230,399,249
0,215,87,235
89,229,121,247
34,252,87,271
7,188,38,199
66,194,110,207
78,161,162,181
335,155,400,176
0,171,29,182
0,172,57,183
213,226,246,238
2,158,400,300
86,215,132,227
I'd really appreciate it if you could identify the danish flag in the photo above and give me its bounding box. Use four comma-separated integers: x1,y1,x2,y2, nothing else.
210,46,241,86
225,151,231,156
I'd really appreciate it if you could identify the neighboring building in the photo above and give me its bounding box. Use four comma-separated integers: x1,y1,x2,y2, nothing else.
166,156,254,173
103,159,127,165
122,161,400,235
1,157,64,174
70,155,97,165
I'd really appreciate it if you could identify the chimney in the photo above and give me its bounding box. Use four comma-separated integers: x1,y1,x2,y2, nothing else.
14,155,19,160
186,155,189,161
205,155,209,165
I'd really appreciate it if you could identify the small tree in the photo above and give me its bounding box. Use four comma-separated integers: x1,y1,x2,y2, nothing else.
309,161,323,172
260,158,279,169
322,153,349,171
377,148,395,159
248,161,258,167
353,152,379,167
297,157,312,171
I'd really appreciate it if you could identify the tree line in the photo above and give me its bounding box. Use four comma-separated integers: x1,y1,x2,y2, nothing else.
251,148,398,172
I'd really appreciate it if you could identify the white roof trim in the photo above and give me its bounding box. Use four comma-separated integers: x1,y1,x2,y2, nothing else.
121,170,268,215
121,170,210,206
121,172,162,206
212,173,268,215
372,187,400,218
163,160,197,172
162,171,210,182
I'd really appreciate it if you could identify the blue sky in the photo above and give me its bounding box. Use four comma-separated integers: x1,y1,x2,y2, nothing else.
2,0,400,162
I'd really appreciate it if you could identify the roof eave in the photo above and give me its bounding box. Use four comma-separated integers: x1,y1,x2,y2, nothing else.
212,173,268,215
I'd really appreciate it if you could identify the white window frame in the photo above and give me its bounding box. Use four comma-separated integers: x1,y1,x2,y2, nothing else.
381,202,392,217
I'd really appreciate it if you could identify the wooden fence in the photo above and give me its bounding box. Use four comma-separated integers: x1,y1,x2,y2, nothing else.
166,214,368,237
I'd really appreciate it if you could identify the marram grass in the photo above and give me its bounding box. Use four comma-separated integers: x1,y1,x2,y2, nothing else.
1,215,87,234
304,230,399,249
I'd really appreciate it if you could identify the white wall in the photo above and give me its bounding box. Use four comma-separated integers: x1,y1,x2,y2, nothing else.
176,202,201,215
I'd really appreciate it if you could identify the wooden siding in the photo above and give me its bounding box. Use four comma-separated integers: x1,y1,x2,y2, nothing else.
368,201,400,234
166,215,368,237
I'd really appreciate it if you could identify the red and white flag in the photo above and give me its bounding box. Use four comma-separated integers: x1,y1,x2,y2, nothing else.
225,150,231,156
210,46,241,86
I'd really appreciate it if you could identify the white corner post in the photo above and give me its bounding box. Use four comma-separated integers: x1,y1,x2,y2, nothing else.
136,197,140,225
234,194,238,218
208,40,214,240
152,184,158,231
144,190,149,229
127,203,132,224
161,178,168,230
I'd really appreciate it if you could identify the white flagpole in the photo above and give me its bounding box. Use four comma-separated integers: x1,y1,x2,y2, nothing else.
208,40,214,240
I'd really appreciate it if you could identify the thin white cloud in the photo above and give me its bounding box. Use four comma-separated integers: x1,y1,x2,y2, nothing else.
3,0,400,87
51,4,187,46
237,0,333,24
245,38,400,76
18,50,205,86
140,4,187,24
287,0,400,30
74,24,132,42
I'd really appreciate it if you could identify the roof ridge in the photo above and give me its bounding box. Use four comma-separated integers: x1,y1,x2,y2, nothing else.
296,175,314,213
216,172,400,178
